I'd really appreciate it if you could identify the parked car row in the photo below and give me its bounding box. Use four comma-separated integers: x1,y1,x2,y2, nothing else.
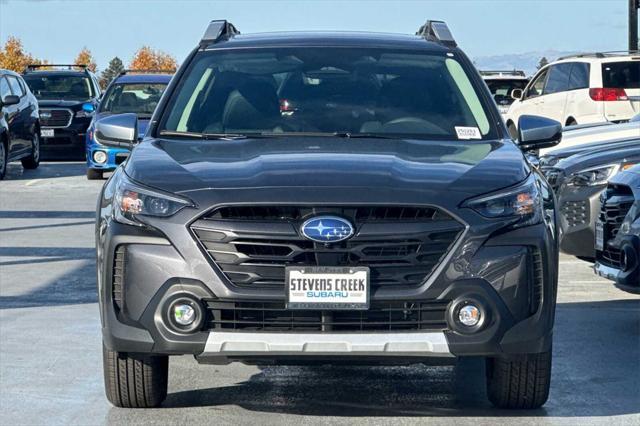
538,119,639,293
0,64,173,180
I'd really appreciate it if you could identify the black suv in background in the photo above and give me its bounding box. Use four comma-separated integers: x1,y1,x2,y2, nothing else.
95,20,562,409
0,69,40,179
595,164,640,294
23,65,101,160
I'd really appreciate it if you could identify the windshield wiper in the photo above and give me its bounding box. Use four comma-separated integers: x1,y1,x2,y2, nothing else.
159,130,251,140
258,131,398,139
336,132,398,140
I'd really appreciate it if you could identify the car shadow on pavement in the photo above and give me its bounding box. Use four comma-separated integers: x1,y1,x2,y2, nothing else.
156,299,639,418
4,162,91,181
0,247,96,309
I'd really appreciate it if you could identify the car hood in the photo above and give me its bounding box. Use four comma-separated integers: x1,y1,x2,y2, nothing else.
555,143,640,175
125,137,529,199
543,137,640,162
37,99,91,109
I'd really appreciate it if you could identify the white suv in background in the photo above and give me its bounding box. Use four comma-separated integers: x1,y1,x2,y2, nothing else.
505,52,640,138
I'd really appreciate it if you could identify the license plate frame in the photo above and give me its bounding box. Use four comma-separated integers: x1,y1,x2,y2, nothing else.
595,221,604,251
40,128,54,138
285,266,370,310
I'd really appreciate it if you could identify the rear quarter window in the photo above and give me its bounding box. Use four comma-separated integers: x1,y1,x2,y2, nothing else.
602,61,640,89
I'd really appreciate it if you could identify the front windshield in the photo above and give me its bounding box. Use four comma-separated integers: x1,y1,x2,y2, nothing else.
161,47,496,140
100,83,168,117
485,79,528,106
23,74,93,100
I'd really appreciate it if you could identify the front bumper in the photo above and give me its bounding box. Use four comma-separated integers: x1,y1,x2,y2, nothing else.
86,143,130,170
595,234,640,294
557,184,604,259
99,218,556,361
41,120,91,160
198,331,452,361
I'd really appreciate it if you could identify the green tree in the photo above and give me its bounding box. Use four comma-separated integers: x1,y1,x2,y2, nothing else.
100,56,125,89
537,56,549,70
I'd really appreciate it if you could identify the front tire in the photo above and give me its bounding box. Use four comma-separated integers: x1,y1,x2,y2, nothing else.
87,168,104,180
486,350,552,409
102,344,169,408
21,133,40,170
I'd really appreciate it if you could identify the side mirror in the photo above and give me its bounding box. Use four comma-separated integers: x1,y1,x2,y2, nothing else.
94,113,138,149
511,89,523,101
0,95,20,109
82,102,95,113
517,115,562,151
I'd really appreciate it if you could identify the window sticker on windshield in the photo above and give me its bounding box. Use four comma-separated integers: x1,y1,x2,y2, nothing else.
455,126,482,140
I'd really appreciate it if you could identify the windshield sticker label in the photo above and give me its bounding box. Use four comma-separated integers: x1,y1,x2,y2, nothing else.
455,126,482,140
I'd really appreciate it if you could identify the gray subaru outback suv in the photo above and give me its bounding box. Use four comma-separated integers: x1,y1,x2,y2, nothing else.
95,20,562,409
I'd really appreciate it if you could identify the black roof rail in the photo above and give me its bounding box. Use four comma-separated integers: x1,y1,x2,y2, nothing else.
119,69,174,76
557,50,640,61
416,20,456,48
24,64,89,73
200,20,239,47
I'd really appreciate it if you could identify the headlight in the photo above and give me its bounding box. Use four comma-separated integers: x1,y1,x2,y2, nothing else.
566,164,620,187
114,173,194,226
92,150,107,164
462,174,542,227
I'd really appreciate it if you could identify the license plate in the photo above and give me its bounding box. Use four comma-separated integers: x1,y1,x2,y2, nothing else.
595,221,604,251
286,266,369,310
40,129,54,138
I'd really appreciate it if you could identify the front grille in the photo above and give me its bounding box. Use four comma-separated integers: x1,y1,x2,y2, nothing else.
597,184,634,268
40,108,72,128
204,299,449,332
112,246,126,311
561,200,588,228
208,206,452,222
191,206,464,290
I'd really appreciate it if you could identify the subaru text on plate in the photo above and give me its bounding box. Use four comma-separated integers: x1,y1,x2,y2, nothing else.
96,20,562,409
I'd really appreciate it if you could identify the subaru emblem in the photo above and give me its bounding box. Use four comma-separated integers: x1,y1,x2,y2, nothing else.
301,216,354,243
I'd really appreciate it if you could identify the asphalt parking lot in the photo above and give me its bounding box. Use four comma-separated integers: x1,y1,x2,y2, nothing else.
0,162,638,425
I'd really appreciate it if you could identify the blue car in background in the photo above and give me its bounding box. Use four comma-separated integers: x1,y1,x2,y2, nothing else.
85,71,172,179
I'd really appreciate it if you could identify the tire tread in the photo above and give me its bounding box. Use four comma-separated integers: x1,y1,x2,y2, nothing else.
486,350,551,409
103,344,168,408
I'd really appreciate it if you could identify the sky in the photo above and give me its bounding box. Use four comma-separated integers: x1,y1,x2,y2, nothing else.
0,0,634,72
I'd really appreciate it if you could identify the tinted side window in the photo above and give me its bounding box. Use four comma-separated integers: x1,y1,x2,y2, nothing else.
526,68,549,98
6,76,25,97
568,63,590,90
602,61,640,89
544,63,572,94
0,76,11,98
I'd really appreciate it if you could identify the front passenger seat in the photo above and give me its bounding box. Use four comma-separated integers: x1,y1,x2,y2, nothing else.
222,80,281,132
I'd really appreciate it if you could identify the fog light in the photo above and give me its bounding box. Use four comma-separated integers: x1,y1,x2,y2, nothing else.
172,302,196,326
458,304,481,327
93,150,107,164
